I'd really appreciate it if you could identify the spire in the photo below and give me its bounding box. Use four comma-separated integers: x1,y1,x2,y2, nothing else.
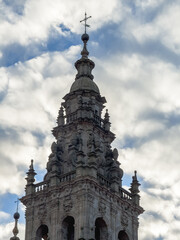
57,105,64,126
130,171,141,205
74,13,95,82
25,160,36,195
103,109,111,131
26,159,36,184
10,201,20,240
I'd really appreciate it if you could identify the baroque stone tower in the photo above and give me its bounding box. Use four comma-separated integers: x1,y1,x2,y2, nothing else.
21,29,144,240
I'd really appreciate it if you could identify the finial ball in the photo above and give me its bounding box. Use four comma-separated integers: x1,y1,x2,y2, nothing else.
81,33,89,42
14,212,20,219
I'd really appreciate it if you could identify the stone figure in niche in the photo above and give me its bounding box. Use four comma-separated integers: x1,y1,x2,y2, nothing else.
46,142,58,172
108,148,123,181
78,95,83,107
94,136,103,153
87,133,95,153
47,139,64,173
56,138,64,161
68,133,80,168
49,142,58,161
104,143,114,178
48,139,64,162
113,148,119,161
105,144,113,164
77,132,83,152
94,136,106,173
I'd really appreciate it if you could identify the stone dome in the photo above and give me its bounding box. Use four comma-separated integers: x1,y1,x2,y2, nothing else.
70,77,100,93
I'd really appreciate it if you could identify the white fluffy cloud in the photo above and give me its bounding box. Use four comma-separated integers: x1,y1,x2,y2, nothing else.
125,1,180,53
1,0,180,239
0,0,124,47
0,222,25,240
0,46,80,194
94,50,180,239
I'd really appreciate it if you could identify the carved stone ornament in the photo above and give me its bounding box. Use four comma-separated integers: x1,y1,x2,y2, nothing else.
38,204,47,220
121,212,128,227
63,195,73,212
50,199,59,210
87,193,95,204
99,200,106,215
110,206,117,216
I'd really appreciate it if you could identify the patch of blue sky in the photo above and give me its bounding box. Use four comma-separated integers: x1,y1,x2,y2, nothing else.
0,43,44,67
118,135,140,149
46,27,80,53
0,193,25,224
141,40,180,66
3,0,26,16
139,109,180,129
89,23,123,57
0,126,20,142
34,166,46,183
124,0,137,15
0,28,80,67
122,173,132,187
90,22,180,66
58,24,71,33
155,236,164,240
125,0,170,23
147,211,165,221
32,131,46,147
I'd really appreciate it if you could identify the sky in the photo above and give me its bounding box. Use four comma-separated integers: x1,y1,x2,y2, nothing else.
0,0,180,239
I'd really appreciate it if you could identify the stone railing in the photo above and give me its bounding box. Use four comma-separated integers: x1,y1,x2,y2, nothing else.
65,111,104,128
59,171,76,182
97,173,111,187
119,187,132,201
35,181,48,192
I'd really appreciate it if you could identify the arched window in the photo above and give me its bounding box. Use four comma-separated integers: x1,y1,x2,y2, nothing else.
62,216,75,240
118,230,129,240
36,225,49,240
95,218,108,240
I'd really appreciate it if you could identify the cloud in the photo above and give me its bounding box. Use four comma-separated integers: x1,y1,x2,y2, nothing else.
126,1,180,54
0,45,82,194
0,211,10,223
0,222,25,240
93,49,180,239
0,1,180,239
0,0,124,50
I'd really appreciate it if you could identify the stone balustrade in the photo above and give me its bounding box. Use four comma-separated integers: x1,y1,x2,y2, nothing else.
119,187,132,200
97,173,111,187
35,182,48,192
59,171,76,182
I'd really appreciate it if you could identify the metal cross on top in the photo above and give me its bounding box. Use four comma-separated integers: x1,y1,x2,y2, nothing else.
15,198,19,212
80,12,92,34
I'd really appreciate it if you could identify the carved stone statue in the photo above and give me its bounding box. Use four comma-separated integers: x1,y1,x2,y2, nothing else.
87,133,95,153
113,148,119,161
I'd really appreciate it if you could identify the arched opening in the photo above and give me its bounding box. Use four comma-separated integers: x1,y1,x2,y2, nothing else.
36,224,49,240
118,230,129,240
62,216,75,240
95,218,108,240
